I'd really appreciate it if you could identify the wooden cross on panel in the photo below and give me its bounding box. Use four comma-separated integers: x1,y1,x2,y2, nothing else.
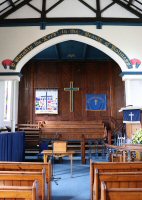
64,81,79,112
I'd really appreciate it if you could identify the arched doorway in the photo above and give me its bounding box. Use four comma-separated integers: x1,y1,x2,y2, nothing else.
18,38,124,125
13,29,132,72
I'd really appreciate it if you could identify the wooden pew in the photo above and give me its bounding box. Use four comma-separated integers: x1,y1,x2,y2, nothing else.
0,169,47,200
0,161,52,200
90,160,142,200
99,171,142,200
40,121,107,164
38,120,103,126
101,181,142,200
17,123,41,154
0,180,39,200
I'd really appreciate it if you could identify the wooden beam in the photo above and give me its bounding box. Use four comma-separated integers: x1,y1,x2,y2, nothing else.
0,17,142,27
27,3,41,14
112,0,142,18
55,44,61,60
8,0,15,7
0,0,33,19
82,44,88,60
128,0,133,5
46,0,65,14
96,0,102,29
78,0,96,13
40,0,46,29
101,2,115,13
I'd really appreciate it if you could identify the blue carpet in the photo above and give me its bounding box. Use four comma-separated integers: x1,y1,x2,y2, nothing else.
51,156,107,200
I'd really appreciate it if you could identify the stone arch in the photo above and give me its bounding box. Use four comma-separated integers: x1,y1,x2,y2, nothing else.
12,29,132,72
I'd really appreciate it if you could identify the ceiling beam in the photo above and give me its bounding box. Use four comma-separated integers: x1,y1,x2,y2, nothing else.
0,0,33,19
27,3,41,14
46,0,65,14
101,2,115,13
96,0,102,29
8,0,15,7
82,44,88,60
40,0,46,29
55,44,61,60
78,0,96,13
112,0,142,18
128,0,133,5
0,17,142,26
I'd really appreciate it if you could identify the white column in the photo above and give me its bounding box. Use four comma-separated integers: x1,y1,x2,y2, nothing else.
0,81,5,128
123,75,142,108
0,75,20,132
11,80,19,132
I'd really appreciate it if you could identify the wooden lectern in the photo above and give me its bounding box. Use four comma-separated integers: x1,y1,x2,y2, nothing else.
120,106,142,139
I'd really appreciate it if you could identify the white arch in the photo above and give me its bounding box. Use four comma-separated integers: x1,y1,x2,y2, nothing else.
15,30,130,72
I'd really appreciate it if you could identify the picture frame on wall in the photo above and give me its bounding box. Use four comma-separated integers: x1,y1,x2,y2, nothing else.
35,89,58,114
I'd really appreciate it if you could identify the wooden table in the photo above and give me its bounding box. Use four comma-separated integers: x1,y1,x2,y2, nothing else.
106,144,142,162
41,150,75,177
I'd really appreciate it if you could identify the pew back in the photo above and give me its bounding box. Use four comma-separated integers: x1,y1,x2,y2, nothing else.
101,181,142,200
0,169,47,200
39,120,103,125
41,121,107,164
0,180,39,200
90,161,142,200
0,161,52,200
40,120,107,140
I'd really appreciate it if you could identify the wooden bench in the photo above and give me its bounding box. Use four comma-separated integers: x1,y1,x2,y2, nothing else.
40,121,107,164
99,171,142,200
17,123,41,154
0,180,39,200
0,169,47,200
38,120,103,126
90,160,142,200
101,181,142,200
0,161,52,200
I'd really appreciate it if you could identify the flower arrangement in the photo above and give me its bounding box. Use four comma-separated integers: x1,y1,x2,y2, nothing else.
132,129,142,144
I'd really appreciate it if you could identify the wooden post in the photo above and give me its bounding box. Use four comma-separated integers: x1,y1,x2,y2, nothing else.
81,138,86,164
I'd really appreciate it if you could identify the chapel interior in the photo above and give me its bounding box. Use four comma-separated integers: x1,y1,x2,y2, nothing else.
0,0,142,200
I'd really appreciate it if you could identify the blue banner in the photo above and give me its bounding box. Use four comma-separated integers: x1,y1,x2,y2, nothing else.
123,109,141,123
86,94,107,111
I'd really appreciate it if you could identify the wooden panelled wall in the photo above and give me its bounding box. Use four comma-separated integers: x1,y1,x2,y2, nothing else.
18,61,124,125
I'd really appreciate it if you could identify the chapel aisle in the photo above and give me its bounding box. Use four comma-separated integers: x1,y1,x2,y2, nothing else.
52,158,90,200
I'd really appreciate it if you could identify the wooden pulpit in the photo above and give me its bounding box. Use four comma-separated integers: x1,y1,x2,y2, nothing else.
120,106,142,139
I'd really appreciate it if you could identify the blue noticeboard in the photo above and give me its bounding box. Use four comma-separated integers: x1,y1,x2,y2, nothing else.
123,109,141,123
86,94,107,111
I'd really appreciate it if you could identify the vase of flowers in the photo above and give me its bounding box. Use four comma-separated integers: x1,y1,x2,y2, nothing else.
132,129,142,160
132,129,142,144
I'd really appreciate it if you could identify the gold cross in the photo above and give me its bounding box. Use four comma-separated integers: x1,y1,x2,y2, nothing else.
64,81,79,112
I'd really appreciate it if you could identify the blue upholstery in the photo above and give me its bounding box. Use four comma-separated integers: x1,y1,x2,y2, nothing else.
0,132,25,161
38,140,50,160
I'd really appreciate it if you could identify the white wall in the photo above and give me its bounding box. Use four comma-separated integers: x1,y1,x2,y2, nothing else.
0,25,142,126
124,78,142,108
0,26,142,73
0,81,5,128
